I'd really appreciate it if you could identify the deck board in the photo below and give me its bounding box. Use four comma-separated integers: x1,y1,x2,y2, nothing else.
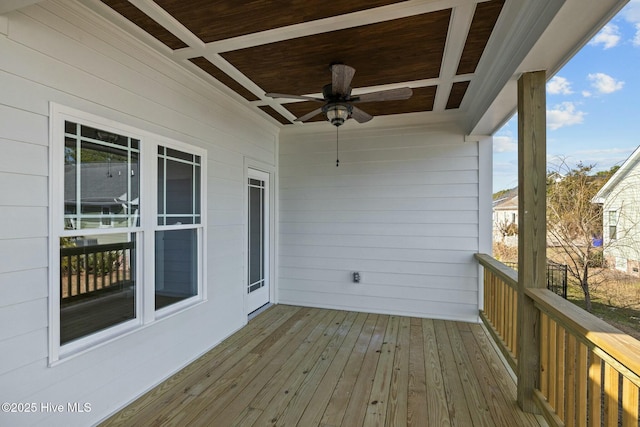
100,305,545,427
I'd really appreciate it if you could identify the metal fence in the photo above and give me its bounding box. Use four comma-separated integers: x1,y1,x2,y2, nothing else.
502,260,568,299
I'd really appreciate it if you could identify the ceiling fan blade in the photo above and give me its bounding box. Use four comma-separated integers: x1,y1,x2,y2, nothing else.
350,106,373,124
331,64,356,96
295,107,324,123
352,87,413,103
265,93,324,102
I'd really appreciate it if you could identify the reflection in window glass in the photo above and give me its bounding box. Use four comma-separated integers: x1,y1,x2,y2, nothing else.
64,121,139,230
60,233,136,344
155,229,198,310
157,146,201,226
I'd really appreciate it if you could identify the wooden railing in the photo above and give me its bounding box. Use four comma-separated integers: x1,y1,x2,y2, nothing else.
475,253,518,371
477,253,640,427
528,288,640,427
60,241,134,303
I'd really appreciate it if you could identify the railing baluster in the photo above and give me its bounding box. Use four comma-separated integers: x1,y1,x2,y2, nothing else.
576,341,588,427
540,312,549,399
565,333,577,427
116,249,121,286
76,253,81,296
604,364,619,426
107,250,112,288
589,352,602,427
123,248,128,282
85,251,90,293
621,376,638,427
511,286,517,357
66,254,70,298
556,325,566,420
549,319,558,411
95,250,100,290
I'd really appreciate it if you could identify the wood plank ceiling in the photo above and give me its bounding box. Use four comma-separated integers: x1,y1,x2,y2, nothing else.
99,0,505,126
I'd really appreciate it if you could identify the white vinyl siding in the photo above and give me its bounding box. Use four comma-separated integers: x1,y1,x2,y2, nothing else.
602,167,640,266
0,2,277,426
278,128,480,322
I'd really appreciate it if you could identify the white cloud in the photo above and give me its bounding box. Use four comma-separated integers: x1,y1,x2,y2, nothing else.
587,73,624,94
547,76,573,95
589,24,621,49
547,102,586,130
623,0,640,23
582,90,592,98
622,1,640,46
493,135,517,153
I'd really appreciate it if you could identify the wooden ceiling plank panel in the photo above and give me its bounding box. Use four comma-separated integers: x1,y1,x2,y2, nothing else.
446,81,470,109
171,0,480,59
128,0,204,48
456,0,505,75
189,57,260,101
258,106,293,125
221,11,451,96
100,0,187,49
154,0,404,43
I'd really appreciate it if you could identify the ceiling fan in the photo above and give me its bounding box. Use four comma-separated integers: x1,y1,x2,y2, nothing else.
265,64,413,127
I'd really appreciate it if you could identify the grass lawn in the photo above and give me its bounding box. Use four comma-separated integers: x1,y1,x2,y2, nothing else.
566,273,640,341
493,242,640,341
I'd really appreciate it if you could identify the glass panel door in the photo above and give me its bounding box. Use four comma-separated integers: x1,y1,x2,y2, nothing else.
247,169,269,313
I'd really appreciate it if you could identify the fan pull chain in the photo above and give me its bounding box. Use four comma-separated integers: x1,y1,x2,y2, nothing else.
336,126,340,167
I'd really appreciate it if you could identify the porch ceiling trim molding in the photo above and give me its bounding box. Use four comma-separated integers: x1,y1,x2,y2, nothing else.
69,0,620,136
6,0,626,136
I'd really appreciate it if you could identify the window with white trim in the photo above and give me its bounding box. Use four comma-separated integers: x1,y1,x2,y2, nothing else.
609,210,618,241
50,105,205,361
155,146,201,310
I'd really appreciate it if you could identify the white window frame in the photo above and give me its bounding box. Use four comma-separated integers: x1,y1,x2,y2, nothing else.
49,104,206,364
608,209,618,241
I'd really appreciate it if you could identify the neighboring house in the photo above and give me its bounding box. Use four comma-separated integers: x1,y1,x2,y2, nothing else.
593,145,640,276
0,1,627,426
64,162,140,232
493,190,518,246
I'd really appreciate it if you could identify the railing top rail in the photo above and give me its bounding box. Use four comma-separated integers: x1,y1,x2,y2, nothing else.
546,259,565,268
61,241,134,256
526,287,640,378
475,253,518,290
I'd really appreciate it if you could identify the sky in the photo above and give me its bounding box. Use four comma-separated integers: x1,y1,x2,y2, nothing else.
493,0,640,192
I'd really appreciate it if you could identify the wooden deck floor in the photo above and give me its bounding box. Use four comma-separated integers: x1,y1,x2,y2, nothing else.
101,305,545,426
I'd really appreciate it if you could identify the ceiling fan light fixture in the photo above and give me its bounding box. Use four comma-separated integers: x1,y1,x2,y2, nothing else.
324,103,351,127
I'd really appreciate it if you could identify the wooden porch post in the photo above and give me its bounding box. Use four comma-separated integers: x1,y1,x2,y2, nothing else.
517,70,546,412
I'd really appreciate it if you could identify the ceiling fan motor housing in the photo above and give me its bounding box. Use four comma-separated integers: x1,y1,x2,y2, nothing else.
323,102,352,127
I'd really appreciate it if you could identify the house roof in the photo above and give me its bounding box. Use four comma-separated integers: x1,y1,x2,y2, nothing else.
7,0,626,135
64,163,140,206
493,194,518,211
593,145,640,204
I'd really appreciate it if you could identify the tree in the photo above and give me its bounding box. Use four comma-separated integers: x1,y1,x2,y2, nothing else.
496,217,518,239
546,162,616,312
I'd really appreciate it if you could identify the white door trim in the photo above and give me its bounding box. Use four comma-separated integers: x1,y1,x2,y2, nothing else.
246,166,271,314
